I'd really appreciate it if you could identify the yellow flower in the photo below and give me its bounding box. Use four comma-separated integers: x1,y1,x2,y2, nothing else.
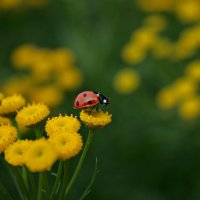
121,44,146,64
80,110,112,128
178,96,200,120
30,53,53,82
143,15,168,32
45,115,81,137
174,26,200,60
0,94,26,115
0,116,11,126
24,138,57,172
173,78,197,100
185,61,200,82
5,140,32,166
137,0,173,12
11,44,38,68
49,132,83,160
0,0,22,9
50,48,75,71
0,93,4,101
157,87,178,110
2,77,32,96
28,86,63,107
57,68,83,91
0,125,17,153
152,38,173,59
175,0,200,23
16,103,50,127
113,68,140,94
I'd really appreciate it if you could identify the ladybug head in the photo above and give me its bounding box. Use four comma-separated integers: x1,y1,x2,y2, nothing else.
97,93,110,106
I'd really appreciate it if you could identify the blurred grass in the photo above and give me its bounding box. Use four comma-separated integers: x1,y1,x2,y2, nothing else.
1,0,200,200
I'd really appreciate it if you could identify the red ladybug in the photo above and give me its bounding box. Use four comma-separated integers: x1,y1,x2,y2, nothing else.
74,91,109,109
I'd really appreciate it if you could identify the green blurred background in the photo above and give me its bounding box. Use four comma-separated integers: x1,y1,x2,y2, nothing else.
1,0,200,200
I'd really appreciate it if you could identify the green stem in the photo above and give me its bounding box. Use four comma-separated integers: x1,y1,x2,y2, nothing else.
35,128,41,139
27,170,37,200
50,161,63,200
22,166,28,189
59,161,69,200
64,128,95,199
15,167,30,200
37,173,44,200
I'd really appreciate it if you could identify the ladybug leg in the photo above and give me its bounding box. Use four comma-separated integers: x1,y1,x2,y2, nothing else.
95,104,99,111
89,106,95,115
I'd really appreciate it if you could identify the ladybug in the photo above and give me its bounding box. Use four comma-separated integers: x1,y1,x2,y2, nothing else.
74,91,109,109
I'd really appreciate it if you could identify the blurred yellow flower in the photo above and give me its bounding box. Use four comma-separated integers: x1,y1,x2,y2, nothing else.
5,140,32,166
173,78,197,100
11,44,38,68
0,116,11,126
152,38,173,59
80,110,112,128
3,77,32,96
29,86,63,107
121,44,146,64
113,68,140,94
0,94,26,115
178,96,200,120
45,115,81,137
0,125,17,153
30,50,53,81
143,15,168,32
174,26,200,60
0,0,22,9
16,103,50,127
49,132,83,160
26,0,48,7
185,60,200,82
137,0,173,12
132,28,158,48
175,0,200,22
157,87,178,110
57,68,83,91
25,138,57,172
50,48,75,71
0,93,4,101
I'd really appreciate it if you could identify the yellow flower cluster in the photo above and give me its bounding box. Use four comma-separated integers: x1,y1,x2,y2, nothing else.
2,44,83,107
157,60,200,120
122,15,170,64
5,138,57,172
0,92,112,173
0,0,48,10
46,115,83,161
1,97,83,172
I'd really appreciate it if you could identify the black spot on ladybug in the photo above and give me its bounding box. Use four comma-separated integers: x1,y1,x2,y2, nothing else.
83,93,87,97
76,101,79,106
88,100,92,104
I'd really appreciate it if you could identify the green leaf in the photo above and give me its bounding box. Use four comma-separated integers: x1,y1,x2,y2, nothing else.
79,158,99,200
